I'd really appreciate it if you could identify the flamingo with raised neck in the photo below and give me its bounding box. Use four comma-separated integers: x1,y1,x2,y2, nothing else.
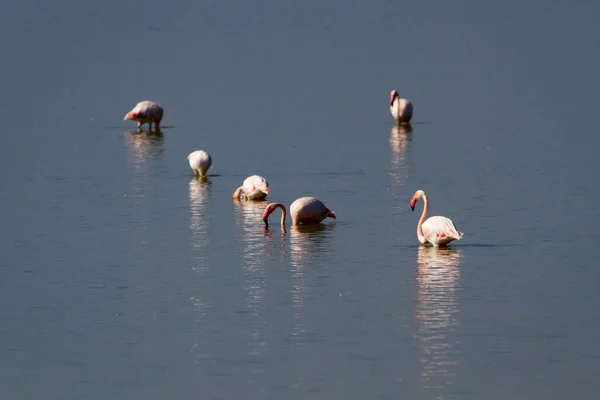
410,190,463,247
389,90,413,125
262,197,336,227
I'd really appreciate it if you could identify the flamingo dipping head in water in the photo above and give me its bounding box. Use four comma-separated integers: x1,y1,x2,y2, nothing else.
410,189,463,247
389,90,413,125
233,175,270,200
262,197,336,227
187,150,212,177
124,100,164,131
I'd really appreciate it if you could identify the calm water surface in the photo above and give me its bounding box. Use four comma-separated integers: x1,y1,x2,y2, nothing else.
1,1,600,399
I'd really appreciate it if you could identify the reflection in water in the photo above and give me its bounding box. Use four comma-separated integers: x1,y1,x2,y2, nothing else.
124,130,164,210
189,177,212,269
289,224,336,342
124,129,164,172
188,177,213,362
389,125,412,198
123,129,165,248
414,246,462,398
233,201,282,365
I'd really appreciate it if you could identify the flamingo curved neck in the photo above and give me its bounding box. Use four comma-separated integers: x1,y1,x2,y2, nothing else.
273,203,287,225
232,186,243,199
417,195,428,244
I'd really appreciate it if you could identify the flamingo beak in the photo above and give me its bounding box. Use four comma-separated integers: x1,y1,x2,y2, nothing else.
410,198,416,211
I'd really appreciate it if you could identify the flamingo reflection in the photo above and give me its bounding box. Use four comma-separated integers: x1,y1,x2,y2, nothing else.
389,125,412,196
233,200,283,361
123,130,165,241
124,129,164,172
289,224,336,342
414,246,462,396
189,177,212,264
188,177,213,362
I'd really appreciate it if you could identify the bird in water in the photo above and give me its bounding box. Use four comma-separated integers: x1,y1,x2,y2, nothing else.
233,175,270,200
410,190,463,247
262,197,336,227
124,100,164,131
389,90,413,125
187,150,212,177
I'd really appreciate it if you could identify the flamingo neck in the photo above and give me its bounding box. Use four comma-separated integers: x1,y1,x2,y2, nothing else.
417,195,428,244
232,186,243,200
274,203,287,226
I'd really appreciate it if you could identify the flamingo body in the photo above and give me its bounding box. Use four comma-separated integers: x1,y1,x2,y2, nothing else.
187,150,212,177
233,175,270,200
262,197,336,226
410,190,462,247
290,197,336,224
421,216,462,246
390,90,413,124
124,100,163,131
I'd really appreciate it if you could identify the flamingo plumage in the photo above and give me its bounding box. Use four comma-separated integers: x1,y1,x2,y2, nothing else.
233,175,270,200
262,197,336,226
410,190,463,247
389,90,413,125
124,100,164,131
187,150,212,177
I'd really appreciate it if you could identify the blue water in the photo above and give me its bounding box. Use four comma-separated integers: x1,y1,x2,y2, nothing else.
1,1,599,399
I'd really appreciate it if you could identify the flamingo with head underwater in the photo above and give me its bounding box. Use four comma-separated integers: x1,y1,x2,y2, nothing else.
410,190,463,247
233,175,270,200
262,197,336,227
187,150,212,177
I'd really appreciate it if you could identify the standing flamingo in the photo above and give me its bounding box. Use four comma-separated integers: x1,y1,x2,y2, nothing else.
233,175,270,200
124,100,164,131
187,150,212,177
262,197,336,226
390,90,413,125
410,190,463,247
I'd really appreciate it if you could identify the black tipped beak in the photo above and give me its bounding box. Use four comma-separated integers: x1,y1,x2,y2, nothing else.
410,205,415,211
263,219,268,227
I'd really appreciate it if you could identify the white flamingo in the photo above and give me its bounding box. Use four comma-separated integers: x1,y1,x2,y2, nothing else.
124,100,164,131
233,175,270,200
390,90,413,125
262,197,336,226
410,190,463,247
187,150,212,177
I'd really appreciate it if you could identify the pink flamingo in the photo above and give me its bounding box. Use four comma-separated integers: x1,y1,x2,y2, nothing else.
187,150,212,177
410,190,463,247
233,175,270,200
390,90,413,125
124,100,163,131
262,197,336,226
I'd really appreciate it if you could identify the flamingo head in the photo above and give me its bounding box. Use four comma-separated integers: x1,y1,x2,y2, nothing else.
326,208,337,219
124,111,138,121
390,90,399,105
410,190,425,211
262,203,277,226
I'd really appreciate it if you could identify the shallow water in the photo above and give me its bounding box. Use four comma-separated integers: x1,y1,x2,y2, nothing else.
1,1,599,399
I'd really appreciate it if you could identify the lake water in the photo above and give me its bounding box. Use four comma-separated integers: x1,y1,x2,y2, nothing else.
1,1,599,399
